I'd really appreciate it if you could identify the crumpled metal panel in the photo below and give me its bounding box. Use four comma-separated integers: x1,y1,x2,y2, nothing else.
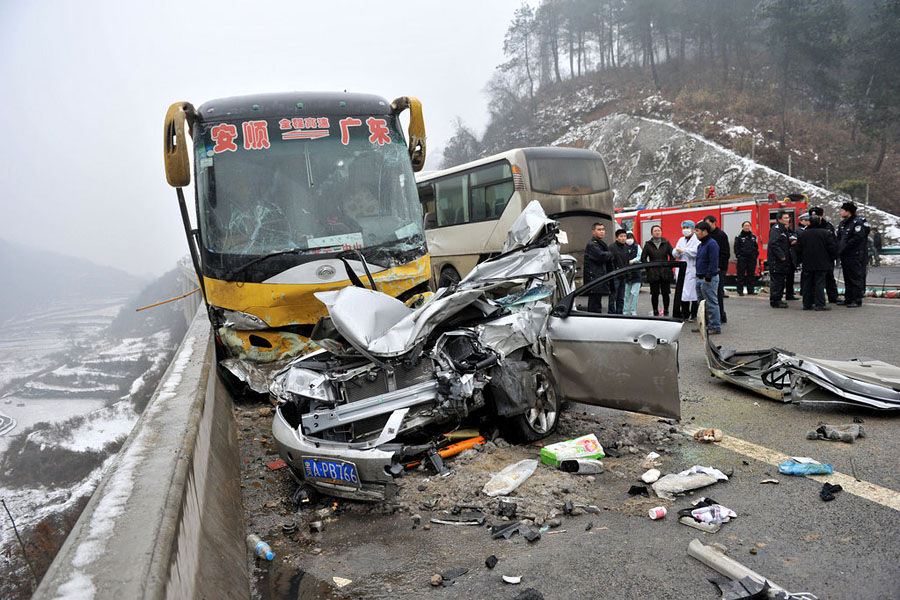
458,245,560,289
477,303,551,359
316,285,487,357
504,200,556,251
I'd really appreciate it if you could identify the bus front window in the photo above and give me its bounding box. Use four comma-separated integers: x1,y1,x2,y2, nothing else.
196,116,424,266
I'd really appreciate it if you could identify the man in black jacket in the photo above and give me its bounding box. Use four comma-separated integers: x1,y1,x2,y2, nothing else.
769,211,792,308
797,215,837,310
608,228,631,314
837,201,870,307
733,221,759,295
703,216,731,323
584,222,612,313
809,206,840,303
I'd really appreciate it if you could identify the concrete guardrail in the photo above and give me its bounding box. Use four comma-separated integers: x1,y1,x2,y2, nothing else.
34,308,248,600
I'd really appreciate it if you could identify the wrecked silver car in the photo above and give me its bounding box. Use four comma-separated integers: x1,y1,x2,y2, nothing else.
271,202,687,500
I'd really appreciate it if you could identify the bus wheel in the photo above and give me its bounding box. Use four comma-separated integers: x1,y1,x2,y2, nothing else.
501,364,559,442
438,266,461,288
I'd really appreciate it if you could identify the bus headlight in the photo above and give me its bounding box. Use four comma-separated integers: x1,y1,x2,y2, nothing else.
221,309,268,330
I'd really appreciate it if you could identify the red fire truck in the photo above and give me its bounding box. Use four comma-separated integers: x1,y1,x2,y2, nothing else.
614,192,808,277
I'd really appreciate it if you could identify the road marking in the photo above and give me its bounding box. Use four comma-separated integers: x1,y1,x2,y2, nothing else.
682,426,900,512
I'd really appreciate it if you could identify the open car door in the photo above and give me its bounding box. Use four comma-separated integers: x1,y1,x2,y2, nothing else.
547,262,686,420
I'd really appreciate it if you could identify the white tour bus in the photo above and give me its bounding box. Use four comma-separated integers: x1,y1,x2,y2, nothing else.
416,146,614,287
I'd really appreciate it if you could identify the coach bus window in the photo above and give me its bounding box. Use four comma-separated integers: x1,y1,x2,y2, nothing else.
470,162,514,222
435,174,468,227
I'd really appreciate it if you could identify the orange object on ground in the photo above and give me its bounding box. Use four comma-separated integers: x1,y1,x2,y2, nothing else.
405,436,486,468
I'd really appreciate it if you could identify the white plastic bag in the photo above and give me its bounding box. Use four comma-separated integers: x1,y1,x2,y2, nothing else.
483,459,538,497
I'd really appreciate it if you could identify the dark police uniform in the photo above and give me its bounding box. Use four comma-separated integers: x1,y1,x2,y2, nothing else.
584,236,612,313
797,220,837,309
837,214,870,306
768,222,791,307
821,219,840,303
733,230,759,295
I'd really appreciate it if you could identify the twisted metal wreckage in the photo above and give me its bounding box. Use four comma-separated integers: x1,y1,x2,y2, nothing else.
267,202,688,500
701,309,900,410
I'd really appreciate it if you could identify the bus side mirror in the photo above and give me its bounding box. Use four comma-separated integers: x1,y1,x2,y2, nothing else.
391,96,426,172
164,101,197,188
423,212,437,230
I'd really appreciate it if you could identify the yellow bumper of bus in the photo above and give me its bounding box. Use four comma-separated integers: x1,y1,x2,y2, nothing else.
205,255,431,361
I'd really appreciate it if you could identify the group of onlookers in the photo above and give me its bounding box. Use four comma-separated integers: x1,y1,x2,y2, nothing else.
582,200,873,329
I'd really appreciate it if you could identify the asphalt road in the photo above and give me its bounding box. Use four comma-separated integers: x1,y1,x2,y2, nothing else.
241,287,900,600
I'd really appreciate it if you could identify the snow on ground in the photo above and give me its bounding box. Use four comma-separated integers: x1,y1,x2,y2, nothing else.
29,400,138,453
0,398,108,453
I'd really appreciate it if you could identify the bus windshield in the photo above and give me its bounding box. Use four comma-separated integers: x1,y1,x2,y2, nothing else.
525,148,609,195
195,116,423,263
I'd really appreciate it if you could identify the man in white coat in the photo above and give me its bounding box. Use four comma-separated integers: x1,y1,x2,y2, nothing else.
672,219,700,322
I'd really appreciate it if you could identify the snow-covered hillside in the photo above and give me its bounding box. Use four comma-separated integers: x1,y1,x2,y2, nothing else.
554,113,900,243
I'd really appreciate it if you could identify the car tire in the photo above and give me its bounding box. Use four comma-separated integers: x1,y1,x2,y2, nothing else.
438,266,461,288
501,364,560,442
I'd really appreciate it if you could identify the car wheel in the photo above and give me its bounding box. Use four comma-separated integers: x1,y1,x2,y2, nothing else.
438,266,461,288
502,364,559,442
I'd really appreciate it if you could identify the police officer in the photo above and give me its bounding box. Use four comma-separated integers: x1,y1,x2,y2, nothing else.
809,206,840,303
836,201,870,307
584,222,613,313
796,213,811,303
797,214,837,311
769,210,792,308
733,221,759,295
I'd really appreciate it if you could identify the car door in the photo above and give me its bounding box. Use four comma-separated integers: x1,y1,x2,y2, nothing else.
546,261,686,419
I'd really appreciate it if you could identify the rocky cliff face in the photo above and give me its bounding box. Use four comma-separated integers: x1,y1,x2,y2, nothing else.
554,113,900,242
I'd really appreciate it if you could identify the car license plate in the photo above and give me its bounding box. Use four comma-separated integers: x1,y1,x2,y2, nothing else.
302,457,359,487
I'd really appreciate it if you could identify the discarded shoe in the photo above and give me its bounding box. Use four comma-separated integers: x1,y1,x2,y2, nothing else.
820,482,843,501
806,423,865,443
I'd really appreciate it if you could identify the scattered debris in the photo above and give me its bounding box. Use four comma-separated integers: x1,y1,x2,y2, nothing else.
778,458,834,476
483,459,538,497
503,575,522,585
491,522,523,540
652,466,728,499
806,423,866,443
680,498,737,524
820,482,843,502
431,511,486,526
540,434,604,467
760,479,779,485
585,521,594,531
498,500,518,518
628,485,650,498
648,506,667,520
309,521,324,533
688,538,819,599
439,567,469,587
522,527,541,542
679,516,721,534
545,518,562,528
749,547,758,555
642,468,661,483
485,555,498,569
558,458,604,474
281,521,297,535
563,500,574,515
266,459,286,470
332,577,352,588
694,428,723,443
641,451,662,469
513,590,545,600
430,574,443,587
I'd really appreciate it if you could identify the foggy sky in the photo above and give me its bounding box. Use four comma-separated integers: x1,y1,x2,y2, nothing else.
0,0,526,276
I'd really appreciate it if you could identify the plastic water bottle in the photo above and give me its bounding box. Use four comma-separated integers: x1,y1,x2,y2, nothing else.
247,533,274,560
